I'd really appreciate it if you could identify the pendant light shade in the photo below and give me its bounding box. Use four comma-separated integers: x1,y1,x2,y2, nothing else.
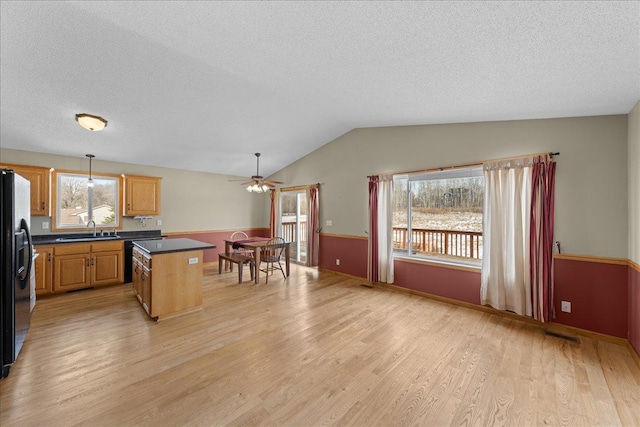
76,113,107,131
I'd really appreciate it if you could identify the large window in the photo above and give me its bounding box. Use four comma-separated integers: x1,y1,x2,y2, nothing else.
392,167,484,265
53,171,121,231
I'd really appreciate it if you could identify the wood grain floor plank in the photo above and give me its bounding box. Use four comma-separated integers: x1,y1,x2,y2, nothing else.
1,264,639,426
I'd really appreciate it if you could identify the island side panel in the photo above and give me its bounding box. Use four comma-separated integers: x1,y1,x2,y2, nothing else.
150,249,203,319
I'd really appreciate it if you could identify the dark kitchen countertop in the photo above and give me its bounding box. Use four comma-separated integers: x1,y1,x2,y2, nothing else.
32,229,166,245
132,238,216,255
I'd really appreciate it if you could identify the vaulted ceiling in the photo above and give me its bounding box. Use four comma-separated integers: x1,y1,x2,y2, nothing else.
1,1,638,177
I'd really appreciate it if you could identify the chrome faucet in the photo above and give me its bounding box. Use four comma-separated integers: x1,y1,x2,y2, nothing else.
87,220,97,237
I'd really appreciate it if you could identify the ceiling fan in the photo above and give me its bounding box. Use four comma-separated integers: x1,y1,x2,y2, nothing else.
235,153,283,192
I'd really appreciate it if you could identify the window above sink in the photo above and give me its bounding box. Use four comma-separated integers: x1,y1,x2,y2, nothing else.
52,170,123,232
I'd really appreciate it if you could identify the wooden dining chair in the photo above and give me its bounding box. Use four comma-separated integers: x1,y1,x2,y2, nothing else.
230,231,251,256
258,237,287,284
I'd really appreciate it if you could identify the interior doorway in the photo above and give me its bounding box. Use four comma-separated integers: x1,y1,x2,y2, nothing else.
279,190,307,264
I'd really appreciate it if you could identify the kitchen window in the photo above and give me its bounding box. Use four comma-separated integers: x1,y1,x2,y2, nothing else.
392,166,484,266
52,171,122,231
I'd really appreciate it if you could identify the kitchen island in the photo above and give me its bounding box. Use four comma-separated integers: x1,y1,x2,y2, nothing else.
132,238,216,321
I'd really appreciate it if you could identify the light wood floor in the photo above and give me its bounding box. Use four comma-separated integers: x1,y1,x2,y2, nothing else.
1,264,639,426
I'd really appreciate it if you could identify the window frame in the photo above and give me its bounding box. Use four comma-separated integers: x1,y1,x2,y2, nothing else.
51,169,123,232
392,166,484,268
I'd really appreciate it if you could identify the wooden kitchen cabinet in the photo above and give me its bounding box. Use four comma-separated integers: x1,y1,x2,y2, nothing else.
53,241,124,292
132,245,202,320
124,175,161,216
34,245,54,295
0,163,50,216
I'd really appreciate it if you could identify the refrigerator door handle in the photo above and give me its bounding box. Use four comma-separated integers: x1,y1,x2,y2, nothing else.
14,219,33,287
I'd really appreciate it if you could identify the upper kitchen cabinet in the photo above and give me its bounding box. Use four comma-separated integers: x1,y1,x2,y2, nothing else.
0,163,50,216
123,175,162,216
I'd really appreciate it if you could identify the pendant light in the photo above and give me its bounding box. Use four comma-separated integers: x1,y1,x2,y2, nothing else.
86,154,95,187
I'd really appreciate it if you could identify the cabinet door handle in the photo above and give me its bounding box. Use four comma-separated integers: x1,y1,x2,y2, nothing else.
86,259,90,267
41,202,45,210
92,258,95,266
48,253,51,261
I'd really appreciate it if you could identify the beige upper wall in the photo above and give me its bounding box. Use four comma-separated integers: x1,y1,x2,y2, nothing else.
629,100,640,265
269,115,629,259
0,148,267,234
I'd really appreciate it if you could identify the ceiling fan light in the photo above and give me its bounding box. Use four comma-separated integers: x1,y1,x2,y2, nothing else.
246,185,254,192
262,185,269,192
76,113,107,131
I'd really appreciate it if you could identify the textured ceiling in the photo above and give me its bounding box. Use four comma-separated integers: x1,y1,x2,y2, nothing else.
1,1,639,177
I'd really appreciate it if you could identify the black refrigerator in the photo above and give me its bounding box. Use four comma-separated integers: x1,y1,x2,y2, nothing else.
1,169,33,378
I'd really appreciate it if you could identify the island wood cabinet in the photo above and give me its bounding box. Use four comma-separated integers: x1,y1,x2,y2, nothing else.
132,246,203,321
0,163,50,216
34,245,54,295
124,175,161,216
52,240,124,292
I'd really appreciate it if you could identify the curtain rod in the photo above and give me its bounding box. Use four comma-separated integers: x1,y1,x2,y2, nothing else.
279,183,321,192
368,152,559,178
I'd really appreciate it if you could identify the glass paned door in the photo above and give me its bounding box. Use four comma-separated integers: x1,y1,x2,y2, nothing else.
280,190,307,264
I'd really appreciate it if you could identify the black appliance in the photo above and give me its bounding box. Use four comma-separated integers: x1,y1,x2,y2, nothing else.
1,169,33,378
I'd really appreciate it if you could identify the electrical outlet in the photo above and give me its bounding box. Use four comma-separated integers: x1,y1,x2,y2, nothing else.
561,301,571,313
157,219,162,226
42,221,49,229
336,259,340,266
188,257,198,265
326,220,333,226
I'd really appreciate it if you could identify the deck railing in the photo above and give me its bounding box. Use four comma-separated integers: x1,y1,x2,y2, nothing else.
281,221,307,244
280,222,481,260
393,227,483,260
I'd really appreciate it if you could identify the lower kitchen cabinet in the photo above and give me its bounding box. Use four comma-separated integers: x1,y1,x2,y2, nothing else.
48,240,124,293
34,245,54,295
132,246,203,321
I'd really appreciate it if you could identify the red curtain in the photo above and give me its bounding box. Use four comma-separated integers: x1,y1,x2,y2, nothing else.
367,176,379,282
530,156,556,322
306,184,320,267
269,189,276,238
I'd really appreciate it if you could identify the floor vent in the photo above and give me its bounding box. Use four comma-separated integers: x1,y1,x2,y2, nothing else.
544,330,580,343
360,283,374,288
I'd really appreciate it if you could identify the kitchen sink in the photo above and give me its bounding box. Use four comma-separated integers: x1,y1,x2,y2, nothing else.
54,235,121,242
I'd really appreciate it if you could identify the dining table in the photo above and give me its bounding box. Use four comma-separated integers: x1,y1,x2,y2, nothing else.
224,238,291,284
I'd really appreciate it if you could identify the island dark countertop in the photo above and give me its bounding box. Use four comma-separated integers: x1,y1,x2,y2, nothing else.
132,238,216,255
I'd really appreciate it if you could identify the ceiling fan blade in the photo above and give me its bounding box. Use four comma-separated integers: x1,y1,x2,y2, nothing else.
263,180,284,185
240,180,255,185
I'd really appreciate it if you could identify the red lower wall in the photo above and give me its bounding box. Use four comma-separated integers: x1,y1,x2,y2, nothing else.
553,258,628,338
318,234,634,343
168,228,270,263
630,264,640,354
318,234,368,278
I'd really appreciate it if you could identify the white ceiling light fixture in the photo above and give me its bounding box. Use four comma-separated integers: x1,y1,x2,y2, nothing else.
76,113,107,131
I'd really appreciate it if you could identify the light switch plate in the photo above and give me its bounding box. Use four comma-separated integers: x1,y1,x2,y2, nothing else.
561,301,571,313
42,221,49,229
157,219,162,226
188,257,198,264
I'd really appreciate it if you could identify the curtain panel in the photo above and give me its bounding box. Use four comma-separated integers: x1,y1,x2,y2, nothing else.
269,189,281,238
530,157,556,322
306,184,320,267
481,155,556,322
367,175,394,283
